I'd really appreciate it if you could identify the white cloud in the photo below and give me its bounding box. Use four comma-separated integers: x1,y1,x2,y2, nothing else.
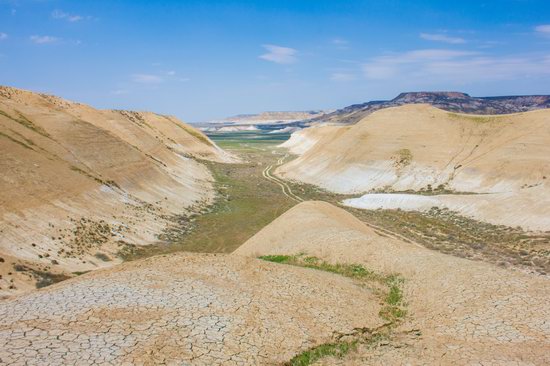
131,74,163,84
30,35,59,44
52,9,83,22
330,72,355,82
535,24,550,37
420,33,466,44
363,48,550,83
0,33,7,40
259,44,297,64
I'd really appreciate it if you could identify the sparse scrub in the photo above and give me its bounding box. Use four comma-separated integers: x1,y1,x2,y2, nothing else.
94,252,112,261
284,179,550,275
13,263,71,288
393,148,412,168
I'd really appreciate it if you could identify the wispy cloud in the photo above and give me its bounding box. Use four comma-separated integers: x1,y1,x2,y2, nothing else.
330,72,355,82
52,9,84,22
535,24,550,37
331,38,350,49
131,74,164,84
363,48,550,83
0,33,7,40
420,33,466,44
259,44,297,64
30,35,59,44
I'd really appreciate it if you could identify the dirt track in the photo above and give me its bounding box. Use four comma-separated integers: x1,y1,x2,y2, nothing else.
262,152,303,203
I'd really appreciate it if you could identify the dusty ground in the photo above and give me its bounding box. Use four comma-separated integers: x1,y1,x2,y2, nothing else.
236,201,550,365
0,253,384,365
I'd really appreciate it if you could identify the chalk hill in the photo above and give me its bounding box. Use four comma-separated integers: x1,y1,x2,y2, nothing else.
0,86,235,296
277,104,550,230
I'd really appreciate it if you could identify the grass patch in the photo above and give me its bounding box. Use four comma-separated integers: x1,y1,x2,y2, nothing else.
258,254,292,263
121,132,296,259
207,131,291,150
260,254,406,365
259,254,406,323
258,254,392,286
287,341,357,366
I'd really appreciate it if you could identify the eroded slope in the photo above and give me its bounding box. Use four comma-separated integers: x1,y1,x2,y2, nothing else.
0,86,234,297
277,105,550,229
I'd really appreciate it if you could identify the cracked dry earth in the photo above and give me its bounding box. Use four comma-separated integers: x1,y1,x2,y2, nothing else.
237,201,550,365
0,253,384,365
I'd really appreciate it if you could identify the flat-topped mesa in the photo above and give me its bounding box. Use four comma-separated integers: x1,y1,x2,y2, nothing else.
392,91,472,102
0,85,235,297
305,91,550,126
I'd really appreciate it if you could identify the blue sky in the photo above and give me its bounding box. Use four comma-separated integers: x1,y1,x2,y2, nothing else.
1,0,549,121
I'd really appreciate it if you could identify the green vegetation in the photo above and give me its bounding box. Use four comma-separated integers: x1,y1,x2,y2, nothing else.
259,254,406,322
260,254,406,365
121,131,296,259
208,131,291,150
257,254,291,263
287,341,358,366
259,254,384,282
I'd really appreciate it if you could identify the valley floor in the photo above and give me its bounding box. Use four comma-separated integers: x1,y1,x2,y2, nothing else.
1,131,549,365
163,131,549,277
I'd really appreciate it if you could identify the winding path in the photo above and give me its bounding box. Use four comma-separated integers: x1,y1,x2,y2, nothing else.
261,153,303,203
262,151,426,247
